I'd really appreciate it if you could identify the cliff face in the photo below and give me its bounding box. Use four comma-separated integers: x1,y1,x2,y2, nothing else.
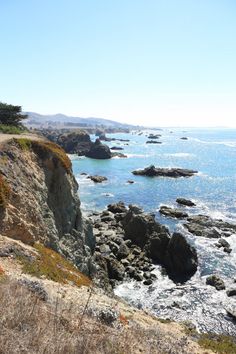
0,138,95,275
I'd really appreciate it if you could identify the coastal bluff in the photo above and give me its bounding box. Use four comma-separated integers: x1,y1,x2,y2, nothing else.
0,136,95,275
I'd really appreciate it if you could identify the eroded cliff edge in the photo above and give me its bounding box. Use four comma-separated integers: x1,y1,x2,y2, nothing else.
0,138,95,275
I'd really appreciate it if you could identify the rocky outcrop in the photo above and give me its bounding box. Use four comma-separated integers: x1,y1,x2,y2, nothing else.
132,165,197,178
86,139,112,159
87,175,108,183
57,131,92,155
146,140,162,144
0,138,95,275
159,206,188,219
40,129,93,156
147,134,161,139
89,203,198,287
164,233,198,279
215,238,232,254
122,206,198,281
184,215,236,238
110,146,124,150
176,198,196,207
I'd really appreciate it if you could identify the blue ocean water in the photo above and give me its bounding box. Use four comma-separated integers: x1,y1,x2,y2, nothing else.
71,128,236,335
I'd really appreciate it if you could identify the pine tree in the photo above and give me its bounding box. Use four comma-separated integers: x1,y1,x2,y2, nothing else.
0,102,27,126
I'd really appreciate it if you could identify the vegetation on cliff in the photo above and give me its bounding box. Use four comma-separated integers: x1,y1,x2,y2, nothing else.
14,138,72,172
18,243,91,287
0,174,10,208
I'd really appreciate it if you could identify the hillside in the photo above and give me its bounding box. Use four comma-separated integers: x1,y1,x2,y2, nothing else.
25,112,138,129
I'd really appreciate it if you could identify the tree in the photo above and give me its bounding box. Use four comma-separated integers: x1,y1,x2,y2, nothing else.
0,102,27,126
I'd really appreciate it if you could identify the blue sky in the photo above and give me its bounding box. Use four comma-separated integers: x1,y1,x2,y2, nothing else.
0,0,235,126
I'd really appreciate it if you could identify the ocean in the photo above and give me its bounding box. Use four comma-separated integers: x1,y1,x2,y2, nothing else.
71,127,236,335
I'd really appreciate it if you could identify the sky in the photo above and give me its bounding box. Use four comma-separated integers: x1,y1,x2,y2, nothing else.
0,0,236,127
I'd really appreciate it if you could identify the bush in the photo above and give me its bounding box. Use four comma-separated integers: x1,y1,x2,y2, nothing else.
0,124,27,134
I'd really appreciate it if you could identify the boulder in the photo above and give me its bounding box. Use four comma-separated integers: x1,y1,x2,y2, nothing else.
116,243,130,260
176,198,196,207
164,233,198,280
106,257,125,281
226,289,236,297
159,206,188,219
132,165,197,178
86,139,112,159
108,202,127,214
145,231,170,264
206,275,225,290
122,211,157,248
87,175,108,183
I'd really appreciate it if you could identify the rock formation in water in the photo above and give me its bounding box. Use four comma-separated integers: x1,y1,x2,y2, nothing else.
86,138,112,159
132,165,198,178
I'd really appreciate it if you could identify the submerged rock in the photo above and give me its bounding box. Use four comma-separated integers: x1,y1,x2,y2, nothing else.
146,140,162,144
111,152,127,158
132,165,197,178
110,146,124,150
159,206,188,219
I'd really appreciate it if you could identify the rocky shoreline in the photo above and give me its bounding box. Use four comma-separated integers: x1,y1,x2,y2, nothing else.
89,202,198,292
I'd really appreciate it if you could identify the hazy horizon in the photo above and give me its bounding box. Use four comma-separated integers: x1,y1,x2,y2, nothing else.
1,1,236,127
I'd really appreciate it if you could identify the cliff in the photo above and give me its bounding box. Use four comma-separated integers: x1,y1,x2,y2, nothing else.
0,135,227,354
0,137,95,275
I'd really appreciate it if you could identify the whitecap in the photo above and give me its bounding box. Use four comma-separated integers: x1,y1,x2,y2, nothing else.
101,192,114,197
163,153,195,158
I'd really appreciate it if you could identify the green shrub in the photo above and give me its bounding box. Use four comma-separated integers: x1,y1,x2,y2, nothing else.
198,334,236,354
18,243,91,287
0,124,27,134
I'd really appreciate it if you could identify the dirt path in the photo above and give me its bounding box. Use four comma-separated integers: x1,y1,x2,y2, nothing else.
0,133,45,145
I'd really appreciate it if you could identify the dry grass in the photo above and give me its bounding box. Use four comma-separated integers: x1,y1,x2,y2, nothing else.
14,139,72,172
18,243,91,287
0,279,198,354
0,174,10,208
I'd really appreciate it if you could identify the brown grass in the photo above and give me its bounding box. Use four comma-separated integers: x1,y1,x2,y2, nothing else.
14,139,72,172
0,279,198,354
18,243,91,287
0,174,10,208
